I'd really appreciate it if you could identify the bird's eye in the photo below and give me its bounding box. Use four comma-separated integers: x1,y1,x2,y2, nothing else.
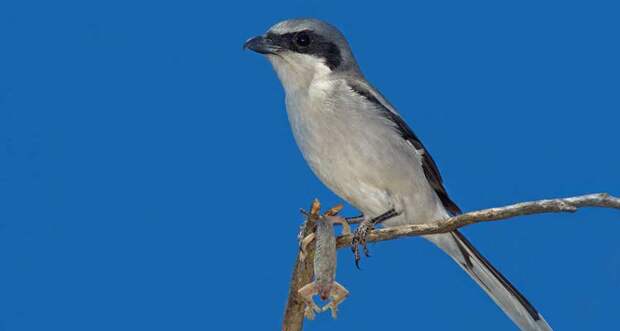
294,32,311,47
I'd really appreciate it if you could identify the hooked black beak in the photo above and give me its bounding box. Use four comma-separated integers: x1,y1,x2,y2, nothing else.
243,35,280,55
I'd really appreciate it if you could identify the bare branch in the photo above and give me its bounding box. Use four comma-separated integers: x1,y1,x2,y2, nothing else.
282,214,317,331
336,193,620,248
282,193,620,331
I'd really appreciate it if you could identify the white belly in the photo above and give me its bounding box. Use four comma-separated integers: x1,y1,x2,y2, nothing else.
284,79,447,225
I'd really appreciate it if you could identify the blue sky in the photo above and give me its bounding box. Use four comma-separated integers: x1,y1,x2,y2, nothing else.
1,0,619,330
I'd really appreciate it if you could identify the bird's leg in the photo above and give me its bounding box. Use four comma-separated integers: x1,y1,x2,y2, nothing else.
322,282,349,319
344,214,365,225
297,283,321,320
351,220,373,267
351,208,400,268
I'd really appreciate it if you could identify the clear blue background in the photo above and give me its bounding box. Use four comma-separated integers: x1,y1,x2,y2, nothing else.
1,0,618,330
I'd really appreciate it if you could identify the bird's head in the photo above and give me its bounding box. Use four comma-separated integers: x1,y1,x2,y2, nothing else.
244,18,360,92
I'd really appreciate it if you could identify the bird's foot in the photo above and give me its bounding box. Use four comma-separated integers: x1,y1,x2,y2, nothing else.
351,219,373,268
351,208,400,268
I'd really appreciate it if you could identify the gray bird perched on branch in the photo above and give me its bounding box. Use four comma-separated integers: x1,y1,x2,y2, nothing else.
245,18,552,331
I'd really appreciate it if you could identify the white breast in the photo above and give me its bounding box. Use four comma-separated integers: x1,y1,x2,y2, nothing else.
284,77,446,224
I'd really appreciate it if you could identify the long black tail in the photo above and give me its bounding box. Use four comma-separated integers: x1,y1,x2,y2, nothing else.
426,230,552,331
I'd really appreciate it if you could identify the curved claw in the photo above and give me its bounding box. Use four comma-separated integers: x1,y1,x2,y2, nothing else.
363,244,371,258
352,243,361,269
351,220,373,269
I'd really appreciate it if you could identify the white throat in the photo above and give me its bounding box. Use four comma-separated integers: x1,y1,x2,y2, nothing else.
267,53,332,95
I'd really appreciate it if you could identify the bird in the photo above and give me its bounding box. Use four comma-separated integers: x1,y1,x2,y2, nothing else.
244,18,551,331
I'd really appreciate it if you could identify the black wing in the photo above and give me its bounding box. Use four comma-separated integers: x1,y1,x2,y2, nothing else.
348,82,461,215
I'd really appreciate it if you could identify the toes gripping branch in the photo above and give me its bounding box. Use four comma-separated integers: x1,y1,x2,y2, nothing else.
351,208,399,268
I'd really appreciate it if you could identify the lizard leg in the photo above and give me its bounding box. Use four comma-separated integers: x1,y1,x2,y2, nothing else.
299,232,315,262
328,215,351,235
322,281,350,319
297,283,320,320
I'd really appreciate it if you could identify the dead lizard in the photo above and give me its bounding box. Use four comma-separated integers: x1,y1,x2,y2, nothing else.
298,199,351,320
